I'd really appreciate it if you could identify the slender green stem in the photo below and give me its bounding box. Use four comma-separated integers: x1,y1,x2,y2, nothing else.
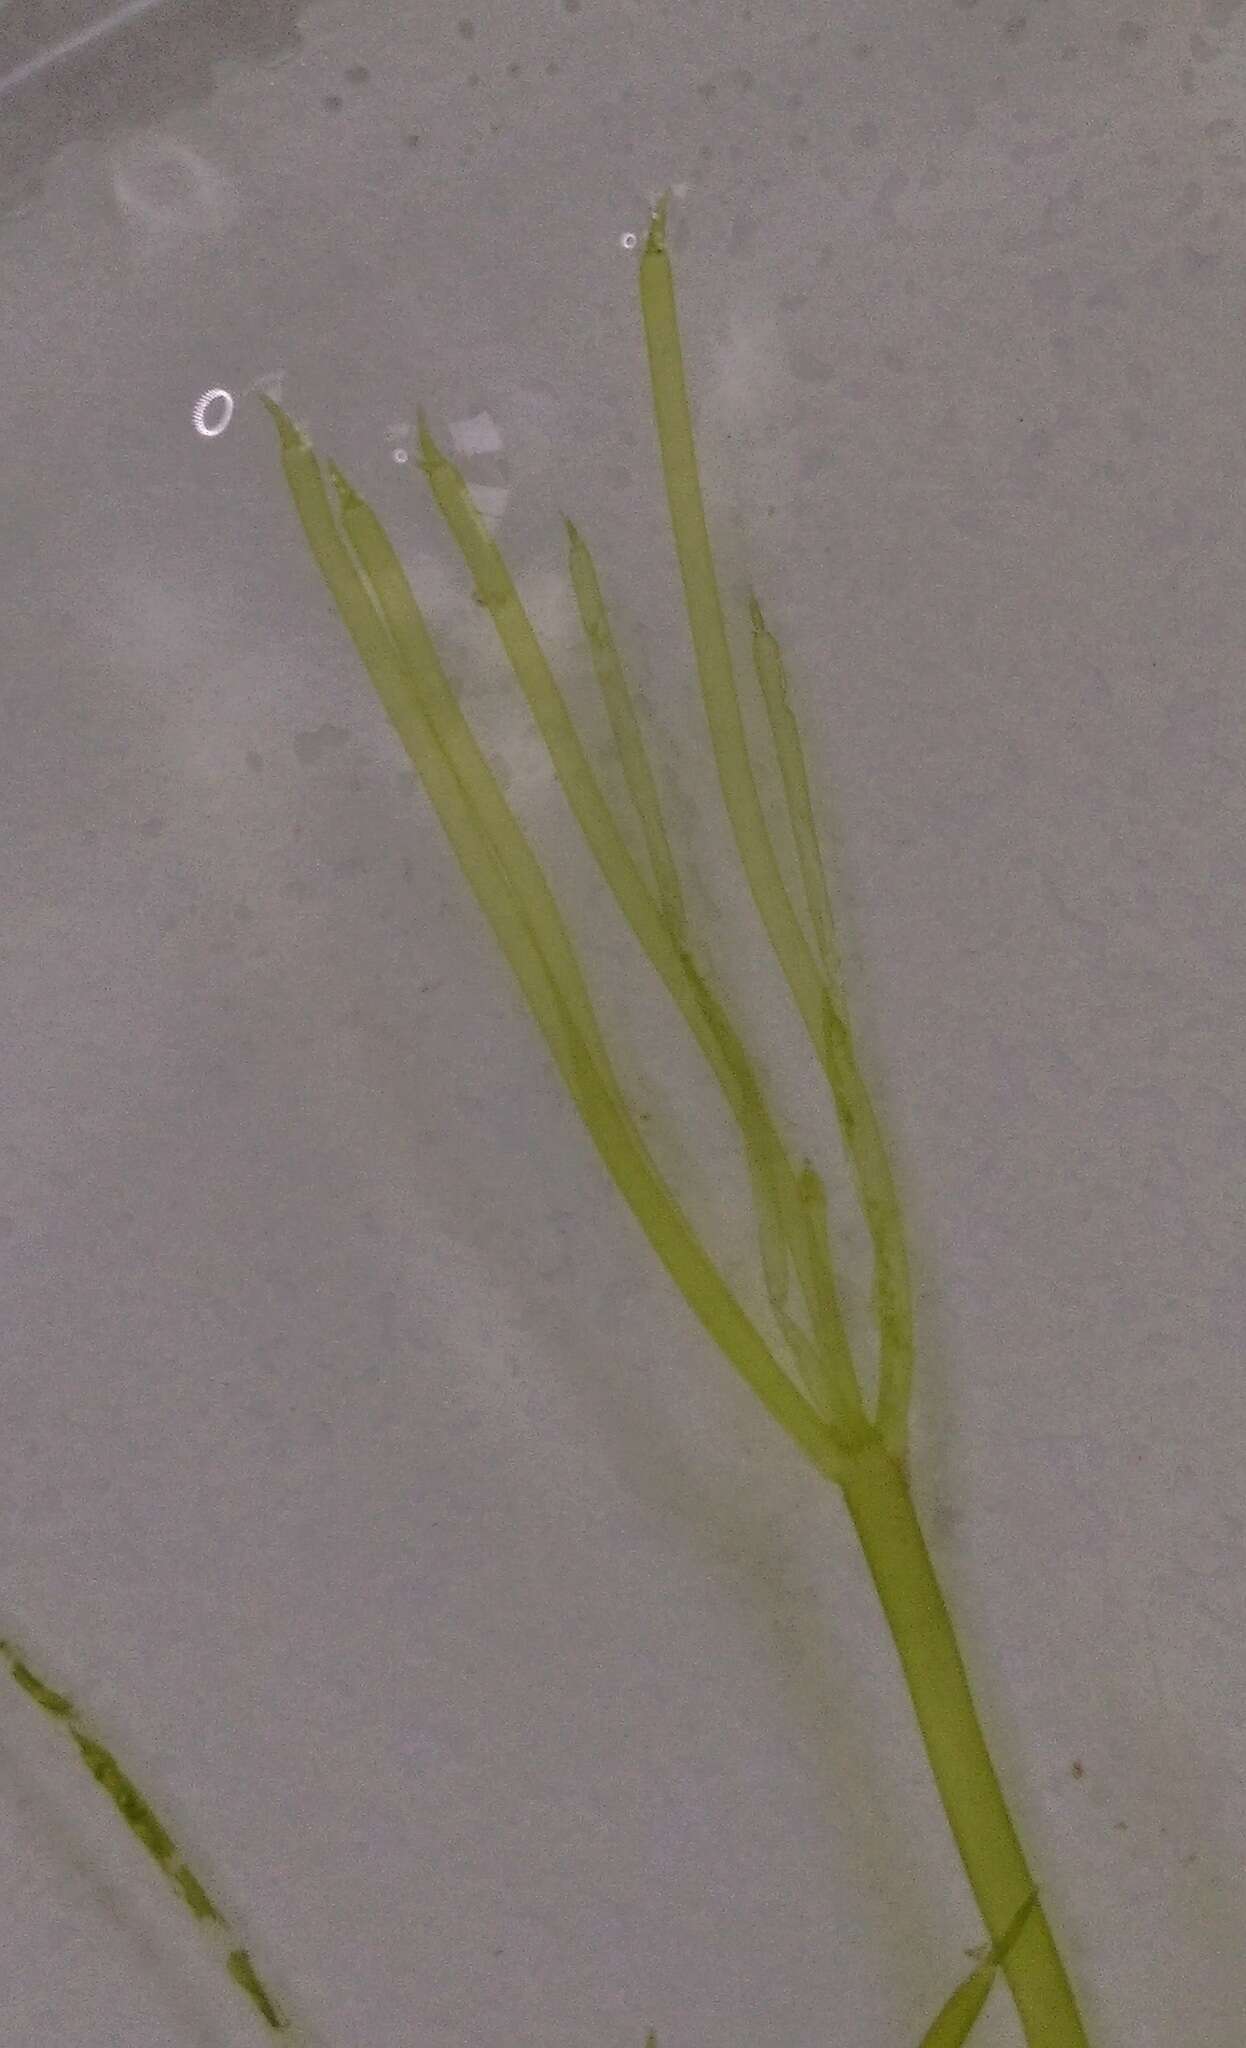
747,594,842,992
638,198,823,1038
820,989,914,1454
1,1631,292,2035
919,1886,1039,2048
837,1443,1091,2048
565,515,689,946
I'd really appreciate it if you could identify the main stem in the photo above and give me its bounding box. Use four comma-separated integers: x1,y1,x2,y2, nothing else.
836,1437,1092,2048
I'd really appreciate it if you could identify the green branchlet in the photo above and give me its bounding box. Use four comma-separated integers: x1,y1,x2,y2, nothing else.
0,1632,291,2034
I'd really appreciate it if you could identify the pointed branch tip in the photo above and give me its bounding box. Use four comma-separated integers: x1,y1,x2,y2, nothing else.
415,408,441,468
645,191,670,254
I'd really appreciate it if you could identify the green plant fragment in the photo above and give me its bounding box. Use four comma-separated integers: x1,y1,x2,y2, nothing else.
314,399,863,1435
327,457,633,1133
265,402,852,1487
565,515,688,945
69,1732,178,1868
415,419,871,1426
919,1888,1040,2048
345,428,813,1350
747,594,842,990
329,439,832,1387
1,1643,74,1717
640,194,915,1460
820,990,914,1451
3,1630,289,2036
261,203,1097,2048
173,1861,226,1923
226,1946,289,2030
639,197,827,1060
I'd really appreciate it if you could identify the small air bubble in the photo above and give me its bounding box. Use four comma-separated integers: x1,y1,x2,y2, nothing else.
620,229,638,250
393,448,409,464
193,388,233,438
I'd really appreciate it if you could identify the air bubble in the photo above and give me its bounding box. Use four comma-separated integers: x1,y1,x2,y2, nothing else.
193,388,234,438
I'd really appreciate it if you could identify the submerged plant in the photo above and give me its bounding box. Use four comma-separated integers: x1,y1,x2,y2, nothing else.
4,197,1092,2046
0,1628,292,2034
255,194,1093,2048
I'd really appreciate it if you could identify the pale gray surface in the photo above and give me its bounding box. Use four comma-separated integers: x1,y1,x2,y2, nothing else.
2,3,1245,2045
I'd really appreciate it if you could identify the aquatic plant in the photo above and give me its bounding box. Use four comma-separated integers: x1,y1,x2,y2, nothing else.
0,1628,292,2034
4,195,1093,2047
257,191,1092,2047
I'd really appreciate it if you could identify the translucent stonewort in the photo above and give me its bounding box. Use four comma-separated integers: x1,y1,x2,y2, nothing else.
256,195,1093,2048
3,196,1096,2048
